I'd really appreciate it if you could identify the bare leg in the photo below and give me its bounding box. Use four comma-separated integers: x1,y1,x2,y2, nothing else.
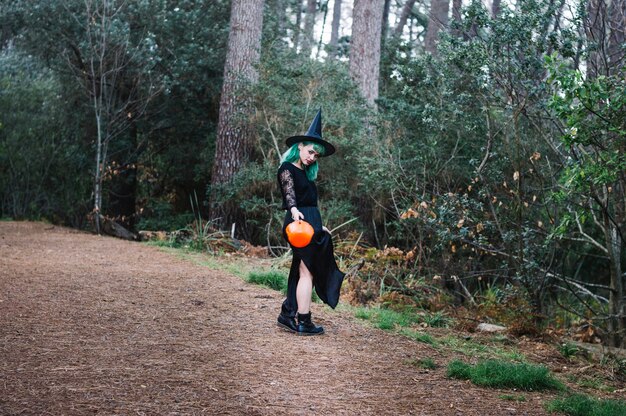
296,260,313,314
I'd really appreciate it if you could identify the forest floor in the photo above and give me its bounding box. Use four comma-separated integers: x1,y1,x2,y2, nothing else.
0,221,623,415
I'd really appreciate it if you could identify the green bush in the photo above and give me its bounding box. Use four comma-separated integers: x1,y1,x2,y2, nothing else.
447,359,564,391
546,394,626,416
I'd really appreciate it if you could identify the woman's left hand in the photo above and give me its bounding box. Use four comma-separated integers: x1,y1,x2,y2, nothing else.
322,226,331,235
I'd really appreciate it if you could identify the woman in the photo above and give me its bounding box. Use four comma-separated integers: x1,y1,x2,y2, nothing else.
276,109,345,336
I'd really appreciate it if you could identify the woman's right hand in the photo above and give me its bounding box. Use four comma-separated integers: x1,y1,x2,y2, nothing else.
290,207,304,221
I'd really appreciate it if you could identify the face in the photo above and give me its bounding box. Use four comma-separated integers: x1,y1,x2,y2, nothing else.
298,143,320,166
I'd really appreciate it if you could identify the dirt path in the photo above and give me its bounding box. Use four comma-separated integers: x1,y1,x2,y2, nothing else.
0,221,555,415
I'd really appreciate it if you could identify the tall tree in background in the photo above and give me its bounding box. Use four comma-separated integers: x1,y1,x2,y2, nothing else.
328,0,343,58
381,0,392,40
491,0,502,18
451,0,463,37
350,0,384,106
211,0,265,228
394,0,418,37
424,0,450,54
292,0,303,50
586,0,626,77
301,0,317,56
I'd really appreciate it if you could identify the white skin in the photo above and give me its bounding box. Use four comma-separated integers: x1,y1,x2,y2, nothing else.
291,143,331,315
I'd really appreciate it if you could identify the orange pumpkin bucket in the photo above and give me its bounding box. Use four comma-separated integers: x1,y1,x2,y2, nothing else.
286,220,314,248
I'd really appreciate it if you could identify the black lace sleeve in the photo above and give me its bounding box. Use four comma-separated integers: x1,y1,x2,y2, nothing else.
279,168,297,210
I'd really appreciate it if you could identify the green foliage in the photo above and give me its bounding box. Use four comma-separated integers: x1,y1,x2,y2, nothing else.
135,200,194,231
2,0,231,230
247,271,288,293
546,394,626,416
0,49,91,225
362,0,581,326
447,359,564,391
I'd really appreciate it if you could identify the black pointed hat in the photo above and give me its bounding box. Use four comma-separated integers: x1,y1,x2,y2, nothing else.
285,109,336,157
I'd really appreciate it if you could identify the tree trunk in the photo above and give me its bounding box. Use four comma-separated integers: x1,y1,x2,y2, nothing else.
292,0,303,50
585,0,626,81
604,210,624,347
393,0,417,37
108,123,138,230
315,0,330,59
301,0,316,57
586,0,611,78
381,0,391,40
492,0,502,18
276,0,287,36
328,0,343,58
607,0,626,76
350,0,384,106
424,0,450,54
451,0,462,36
211,0,265,227
94,110,103,234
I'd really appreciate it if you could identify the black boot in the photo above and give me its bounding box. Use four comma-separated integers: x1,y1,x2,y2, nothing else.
296,312,324,336
277,312,297,332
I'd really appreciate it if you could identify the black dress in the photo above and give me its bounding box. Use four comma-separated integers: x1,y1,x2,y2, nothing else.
277,162,345,317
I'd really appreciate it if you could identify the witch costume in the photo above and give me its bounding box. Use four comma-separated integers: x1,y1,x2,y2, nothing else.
276,109,345,335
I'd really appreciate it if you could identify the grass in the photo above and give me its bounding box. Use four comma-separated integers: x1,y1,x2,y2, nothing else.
439,335,526,362
352,305,453,331
400,329,436,345
150,244,268,280
567,376,615,393
353,306,421,330
499,394,527,402
406,357,438,369
417,357,437,369
422,311,451,328
247,271,288,293
546,394,626,416
447,359,565,391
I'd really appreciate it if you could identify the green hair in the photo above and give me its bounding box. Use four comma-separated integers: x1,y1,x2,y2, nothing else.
280,141,325,181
